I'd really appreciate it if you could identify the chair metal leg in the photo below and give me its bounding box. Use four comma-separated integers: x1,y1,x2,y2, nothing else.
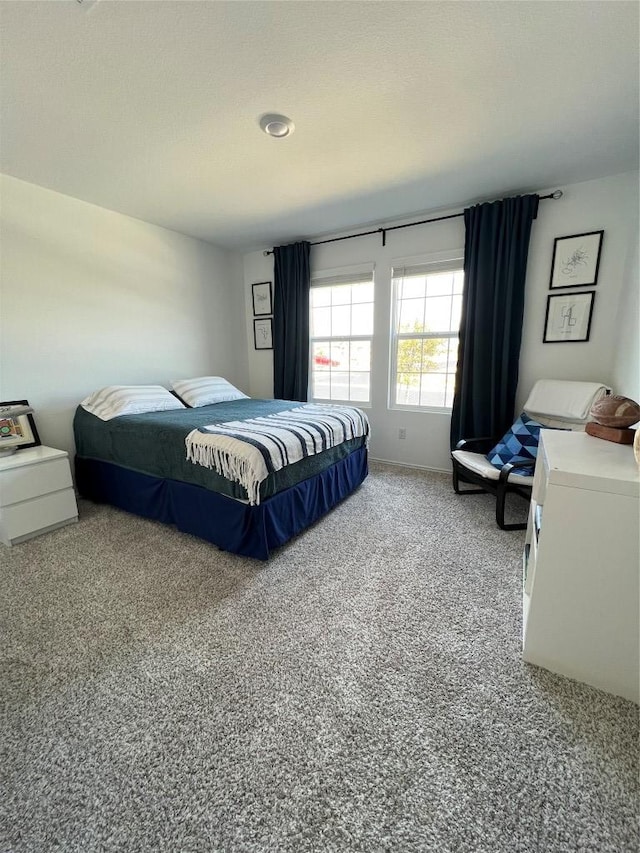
452,463,459,493
453,455,530,531
457,484,488,496
452,460,487,496
496,480,527,531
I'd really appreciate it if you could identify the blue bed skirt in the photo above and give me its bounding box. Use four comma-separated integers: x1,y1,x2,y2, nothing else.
75,448,368,560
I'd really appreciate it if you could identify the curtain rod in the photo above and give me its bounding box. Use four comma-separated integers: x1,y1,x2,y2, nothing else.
262,190,563,256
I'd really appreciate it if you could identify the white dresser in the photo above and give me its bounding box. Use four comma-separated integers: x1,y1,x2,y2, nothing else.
522,430,639,703
0,446,78,546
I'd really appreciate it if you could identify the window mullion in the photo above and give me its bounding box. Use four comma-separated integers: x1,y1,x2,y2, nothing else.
396,332,456,341
310,335,371,342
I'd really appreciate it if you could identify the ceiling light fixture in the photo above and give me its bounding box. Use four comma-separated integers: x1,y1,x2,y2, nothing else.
259,114,295,139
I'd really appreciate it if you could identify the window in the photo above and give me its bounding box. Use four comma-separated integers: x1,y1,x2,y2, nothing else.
391,259,463,411
309,269,374,405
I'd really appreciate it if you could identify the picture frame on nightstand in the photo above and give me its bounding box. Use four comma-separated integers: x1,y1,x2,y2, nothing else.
0,400,41,452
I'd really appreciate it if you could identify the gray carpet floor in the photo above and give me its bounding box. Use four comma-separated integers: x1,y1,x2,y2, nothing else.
1,463,638,853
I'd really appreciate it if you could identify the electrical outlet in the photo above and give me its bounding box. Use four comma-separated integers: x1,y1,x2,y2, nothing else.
398,428,407,440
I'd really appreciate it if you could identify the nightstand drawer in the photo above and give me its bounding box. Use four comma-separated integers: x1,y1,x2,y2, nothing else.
0,458,72,507
0,488,78,543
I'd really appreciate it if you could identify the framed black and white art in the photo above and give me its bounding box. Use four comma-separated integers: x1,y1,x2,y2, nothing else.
549,230,604,289
253,317,273,350
543,291,595,343
252,281,273,316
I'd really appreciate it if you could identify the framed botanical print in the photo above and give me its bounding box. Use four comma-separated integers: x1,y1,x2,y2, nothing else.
549,231,604,289
543,291,595,343
252,281,273,316
253,317,273,350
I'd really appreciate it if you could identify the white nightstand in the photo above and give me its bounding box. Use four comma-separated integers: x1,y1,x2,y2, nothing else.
0,446,78,546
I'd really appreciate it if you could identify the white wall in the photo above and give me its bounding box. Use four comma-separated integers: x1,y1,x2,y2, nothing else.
0,174,247,458
243,250,277,400
517,170,639,410
243,170,639,470
611,225,639,401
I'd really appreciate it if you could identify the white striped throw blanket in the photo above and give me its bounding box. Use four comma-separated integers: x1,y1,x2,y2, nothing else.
185,403,370,506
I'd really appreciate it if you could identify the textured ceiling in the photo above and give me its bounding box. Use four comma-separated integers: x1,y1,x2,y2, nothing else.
1,1,638,250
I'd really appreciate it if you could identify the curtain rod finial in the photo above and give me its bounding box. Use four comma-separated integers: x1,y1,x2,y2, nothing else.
552,190,563,199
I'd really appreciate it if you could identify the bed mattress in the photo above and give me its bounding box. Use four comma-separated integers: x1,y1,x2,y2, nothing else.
73,398,365,501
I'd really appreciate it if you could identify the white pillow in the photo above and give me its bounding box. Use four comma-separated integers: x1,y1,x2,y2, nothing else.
81,385,186,421
171,376,248,408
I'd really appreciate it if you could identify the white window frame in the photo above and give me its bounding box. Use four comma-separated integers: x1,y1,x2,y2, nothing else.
309,263,375,408
389,250,464,414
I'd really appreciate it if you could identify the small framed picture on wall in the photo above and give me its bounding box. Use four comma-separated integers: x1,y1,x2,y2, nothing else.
252,281,273,316
543,291,595,343
549,231,604,289
253,317,273,350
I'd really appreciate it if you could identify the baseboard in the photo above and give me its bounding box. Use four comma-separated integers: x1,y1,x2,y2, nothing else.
369,456,451,475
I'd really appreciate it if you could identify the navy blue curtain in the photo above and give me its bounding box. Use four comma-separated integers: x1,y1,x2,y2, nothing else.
450,194,539,448
273,241,311,401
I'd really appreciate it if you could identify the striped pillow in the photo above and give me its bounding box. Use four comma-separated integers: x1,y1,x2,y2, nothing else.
81,385,186,421
171,376,248,408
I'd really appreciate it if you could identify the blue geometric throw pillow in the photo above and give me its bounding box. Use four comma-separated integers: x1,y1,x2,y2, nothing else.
486,413,545,475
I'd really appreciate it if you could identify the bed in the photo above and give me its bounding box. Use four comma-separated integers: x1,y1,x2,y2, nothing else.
73,397,369,560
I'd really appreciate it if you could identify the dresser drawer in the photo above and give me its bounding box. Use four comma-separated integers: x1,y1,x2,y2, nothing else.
0,457,72,507
0,488,78,544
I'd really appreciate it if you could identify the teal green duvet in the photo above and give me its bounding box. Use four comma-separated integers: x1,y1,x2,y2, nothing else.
73,399,365,501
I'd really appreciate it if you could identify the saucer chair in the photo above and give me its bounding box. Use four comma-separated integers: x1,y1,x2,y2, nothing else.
451,380,609,530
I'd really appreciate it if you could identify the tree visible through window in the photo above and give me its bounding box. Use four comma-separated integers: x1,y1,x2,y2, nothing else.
397,323,446,394
392,262,463,410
